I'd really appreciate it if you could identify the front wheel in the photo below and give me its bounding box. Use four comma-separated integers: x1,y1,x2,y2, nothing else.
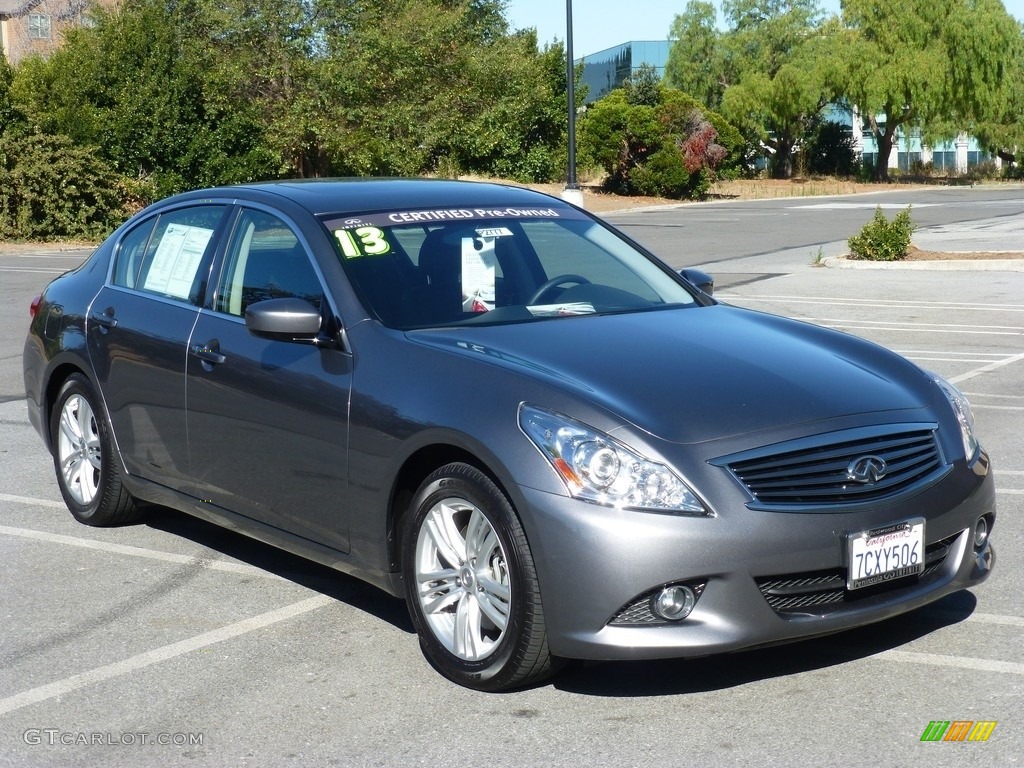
50,373,139,526
402,463,557,691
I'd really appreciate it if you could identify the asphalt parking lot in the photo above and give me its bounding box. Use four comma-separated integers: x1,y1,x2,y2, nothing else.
1,187,1022,767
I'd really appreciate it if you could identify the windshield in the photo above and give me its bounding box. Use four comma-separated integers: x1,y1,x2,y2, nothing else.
321,205,697,329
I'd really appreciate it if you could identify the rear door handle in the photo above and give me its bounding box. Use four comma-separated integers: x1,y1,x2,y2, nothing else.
90,308,118,329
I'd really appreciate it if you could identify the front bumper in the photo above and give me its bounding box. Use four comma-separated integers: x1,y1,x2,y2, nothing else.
518,456,996,661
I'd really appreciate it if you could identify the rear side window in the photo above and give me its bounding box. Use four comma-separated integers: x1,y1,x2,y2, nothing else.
112,206,226,304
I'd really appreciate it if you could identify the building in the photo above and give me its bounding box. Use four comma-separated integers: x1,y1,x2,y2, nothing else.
825,104,993,174
578,40,670,104
1,0,113,65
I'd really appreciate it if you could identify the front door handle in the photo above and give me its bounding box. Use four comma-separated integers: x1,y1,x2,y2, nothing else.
190,342,226,365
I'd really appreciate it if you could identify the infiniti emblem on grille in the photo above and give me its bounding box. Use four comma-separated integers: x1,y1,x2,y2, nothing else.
847,455,888,484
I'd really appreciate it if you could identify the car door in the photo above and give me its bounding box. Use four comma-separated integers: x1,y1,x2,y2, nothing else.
88,204,228,493
185,206,353,552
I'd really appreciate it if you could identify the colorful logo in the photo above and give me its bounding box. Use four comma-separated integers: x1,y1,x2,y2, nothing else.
920,721,997,742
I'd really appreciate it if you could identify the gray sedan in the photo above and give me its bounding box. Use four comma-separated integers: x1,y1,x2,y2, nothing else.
23,179,995,690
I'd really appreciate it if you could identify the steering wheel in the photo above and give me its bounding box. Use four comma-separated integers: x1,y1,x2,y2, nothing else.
528,274,591,304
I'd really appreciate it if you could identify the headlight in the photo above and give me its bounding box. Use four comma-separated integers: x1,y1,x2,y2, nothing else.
519,405,708,514
931,374,979,462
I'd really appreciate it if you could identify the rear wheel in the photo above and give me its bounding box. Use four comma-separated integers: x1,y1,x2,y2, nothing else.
402,463,557,691
50,373,139,526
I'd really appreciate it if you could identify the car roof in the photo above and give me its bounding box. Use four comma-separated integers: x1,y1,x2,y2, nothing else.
168,178,570,217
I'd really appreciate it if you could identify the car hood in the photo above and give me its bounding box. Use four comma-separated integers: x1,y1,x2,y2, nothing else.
407,305,935,444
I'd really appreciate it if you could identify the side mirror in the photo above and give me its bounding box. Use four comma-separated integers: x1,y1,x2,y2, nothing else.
245,297,322,341
679,268,714,296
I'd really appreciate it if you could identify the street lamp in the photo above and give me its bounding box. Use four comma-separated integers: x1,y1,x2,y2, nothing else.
562,0,584,208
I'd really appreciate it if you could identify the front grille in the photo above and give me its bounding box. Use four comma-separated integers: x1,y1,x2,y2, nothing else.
755,533,960,614
721,425,946,508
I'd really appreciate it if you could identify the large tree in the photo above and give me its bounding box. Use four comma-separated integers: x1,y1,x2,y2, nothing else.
666,0,831,178
839,0,1020,180
11,0,280,196
970,24,1024,163
665,1,725,109
0,56,20,134
314,0,568,180
8,0,570,195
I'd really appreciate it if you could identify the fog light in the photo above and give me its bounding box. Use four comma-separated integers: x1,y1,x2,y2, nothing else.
651,585,696,621
974,516,989,549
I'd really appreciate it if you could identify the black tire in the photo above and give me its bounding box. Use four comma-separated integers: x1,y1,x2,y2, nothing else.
50,373,140,526
402,462,558,691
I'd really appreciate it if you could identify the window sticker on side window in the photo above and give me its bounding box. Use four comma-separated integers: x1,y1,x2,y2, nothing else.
143,224,213,299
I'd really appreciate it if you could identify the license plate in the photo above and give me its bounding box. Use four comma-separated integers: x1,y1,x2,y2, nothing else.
847,518,925,590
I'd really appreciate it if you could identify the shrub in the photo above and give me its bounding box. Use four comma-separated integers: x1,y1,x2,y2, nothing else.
0,132,127,240
967,160,1000,181
802,120,859,177
909,159,936,177
580,87,735,200
847,206,915,261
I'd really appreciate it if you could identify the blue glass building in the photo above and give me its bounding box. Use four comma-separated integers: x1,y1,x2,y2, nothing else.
578,41,671,103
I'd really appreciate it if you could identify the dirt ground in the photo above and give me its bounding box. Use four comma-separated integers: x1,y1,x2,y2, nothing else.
521,176,925,214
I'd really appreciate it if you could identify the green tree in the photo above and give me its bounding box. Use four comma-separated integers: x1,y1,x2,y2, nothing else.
320,0,565,180
839,0,1019,181
718,0,830,178
11,0,278,197
971,30,1024,165
0,56,22,134
667,0,831,178
665,1,724,109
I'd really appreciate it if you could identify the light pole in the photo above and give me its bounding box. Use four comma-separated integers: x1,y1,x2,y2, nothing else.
561,0,584,207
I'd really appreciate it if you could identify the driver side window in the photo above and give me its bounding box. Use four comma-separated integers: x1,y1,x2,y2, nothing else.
215,209,323,317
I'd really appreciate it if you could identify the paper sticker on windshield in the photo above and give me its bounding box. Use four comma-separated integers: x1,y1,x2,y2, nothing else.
334,226,391,258
461,236,496,313
475,227,513,238
526,302,595,317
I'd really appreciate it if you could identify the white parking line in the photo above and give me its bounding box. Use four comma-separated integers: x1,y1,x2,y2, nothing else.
820,318,1024,332
0,492,64,509
0,524,285,580
820,323,1022,337
949,352,1024,384
871,649,1024,675
720,295,1024,316
0,266,68,275
909,359,1009,366
789,203,941,210
964,612,1024,628
12,257,92,264
0,595,334,717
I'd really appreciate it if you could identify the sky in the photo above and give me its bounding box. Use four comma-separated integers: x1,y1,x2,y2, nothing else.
505,0,1024,56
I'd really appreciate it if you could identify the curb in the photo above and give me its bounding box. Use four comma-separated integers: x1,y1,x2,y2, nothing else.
822,256,1024,271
